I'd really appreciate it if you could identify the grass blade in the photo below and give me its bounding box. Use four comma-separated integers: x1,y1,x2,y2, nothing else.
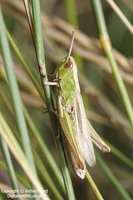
30,1,76,199
0,5,37,174
91,0,133,127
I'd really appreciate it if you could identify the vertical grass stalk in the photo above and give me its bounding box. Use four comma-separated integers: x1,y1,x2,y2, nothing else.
30,1,76,199
91,0,133,127
0,6,37,174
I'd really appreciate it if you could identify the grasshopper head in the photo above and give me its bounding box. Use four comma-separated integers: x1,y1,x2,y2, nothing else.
58,56,77,75
55,56,78,80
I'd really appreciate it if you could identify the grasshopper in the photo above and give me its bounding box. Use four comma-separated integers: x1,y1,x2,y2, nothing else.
45,29,110,179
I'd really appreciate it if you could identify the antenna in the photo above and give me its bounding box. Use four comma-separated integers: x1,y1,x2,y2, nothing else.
67,27,77,61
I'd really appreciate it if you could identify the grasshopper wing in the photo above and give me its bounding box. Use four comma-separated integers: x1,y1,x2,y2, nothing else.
75,93,96,167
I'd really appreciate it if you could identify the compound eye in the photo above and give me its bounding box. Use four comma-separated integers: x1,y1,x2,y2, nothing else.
65,60,73,69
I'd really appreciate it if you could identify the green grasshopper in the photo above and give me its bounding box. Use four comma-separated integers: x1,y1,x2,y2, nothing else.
45,29,110,179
